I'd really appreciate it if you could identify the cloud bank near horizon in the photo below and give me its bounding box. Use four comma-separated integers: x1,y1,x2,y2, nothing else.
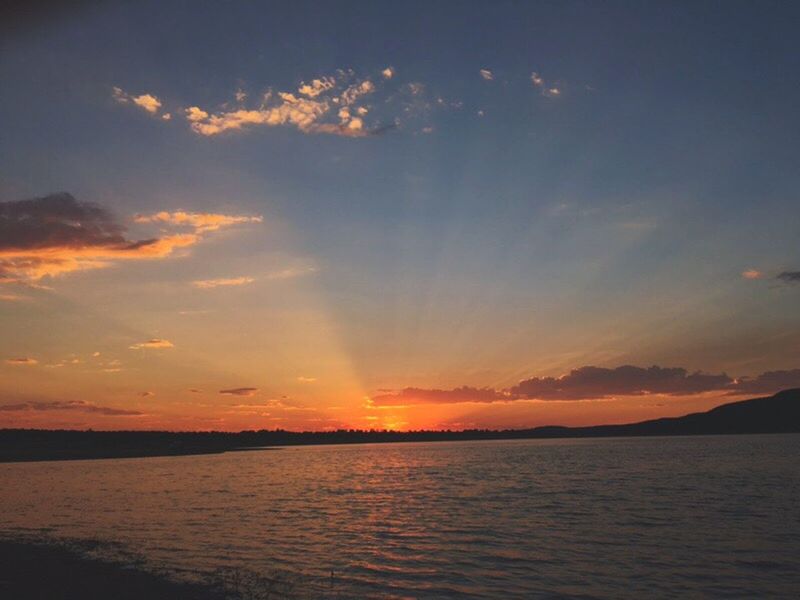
371,365,800,406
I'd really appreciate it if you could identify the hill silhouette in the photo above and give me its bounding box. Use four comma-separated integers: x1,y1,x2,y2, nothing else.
1,389,799,462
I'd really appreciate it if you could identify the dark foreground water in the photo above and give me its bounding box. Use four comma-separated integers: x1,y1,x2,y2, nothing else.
2,435,799,598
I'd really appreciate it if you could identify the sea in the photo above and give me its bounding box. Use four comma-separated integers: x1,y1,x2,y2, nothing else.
2,435,799,598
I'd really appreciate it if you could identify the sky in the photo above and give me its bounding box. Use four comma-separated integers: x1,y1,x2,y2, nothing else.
1,0,799,431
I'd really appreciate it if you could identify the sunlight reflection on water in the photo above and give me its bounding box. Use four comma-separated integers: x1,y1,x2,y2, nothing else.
2,435,800,598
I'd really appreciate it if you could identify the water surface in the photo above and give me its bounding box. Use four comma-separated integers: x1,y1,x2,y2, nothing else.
2,435,799,598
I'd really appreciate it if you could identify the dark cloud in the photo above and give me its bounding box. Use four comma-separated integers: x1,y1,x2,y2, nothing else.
509,365,733,400
219,387,259,396
0,192,128,252
372,364,800,406
0,400,142,416
776,271,800,284
730,369,800,395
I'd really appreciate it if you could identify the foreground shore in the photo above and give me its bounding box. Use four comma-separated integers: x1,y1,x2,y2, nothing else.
0,540,222,600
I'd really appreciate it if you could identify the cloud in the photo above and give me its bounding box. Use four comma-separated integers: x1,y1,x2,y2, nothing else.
529,72,562,98
372,386,506,407
371,364,800,406
297,376,317,383
129,339,174,350
0,399,142,416
298,76,335,98
113,87,162,114
742,269,763,280
0,293,27,301
0,193,260,284
479,69,494,81
219,387,259,396
178,70,402,138
134,210,262,232
139,391,154,397
730,369,800,394
192,276,255,289
776,271,800,284
509,365,733,399
265,265,317,281
5,357,38,366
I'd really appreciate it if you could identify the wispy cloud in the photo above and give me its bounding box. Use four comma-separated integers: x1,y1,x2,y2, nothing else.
479,69,494,81
134,211,262,232
112,87,163,115
742,269,764,280
5,357,38,366
297,376,317,383
776,271,800,284
192,276,255,289
129,338,174,350
0,399,142,416
219,387,259,396
265,265,318,281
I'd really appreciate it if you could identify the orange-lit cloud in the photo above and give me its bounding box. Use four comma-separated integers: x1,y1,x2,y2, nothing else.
5,357,38,366
192,276,255,289
219,387,259,396
129,339,174,350
0,194,262,284
742,269,763,279
297,376,317,383
179,70,397,137
112,87,162,114
134,210,263,232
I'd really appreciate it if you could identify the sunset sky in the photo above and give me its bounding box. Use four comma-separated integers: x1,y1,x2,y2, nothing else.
1,1,799,431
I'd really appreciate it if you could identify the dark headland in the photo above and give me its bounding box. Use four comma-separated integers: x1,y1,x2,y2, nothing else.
1,389,799,463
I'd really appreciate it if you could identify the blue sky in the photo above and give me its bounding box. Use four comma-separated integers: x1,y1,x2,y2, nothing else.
1,1,799,429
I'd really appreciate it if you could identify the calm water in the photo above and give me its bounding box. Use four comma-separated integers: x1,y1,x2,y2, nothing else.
2,435,800,598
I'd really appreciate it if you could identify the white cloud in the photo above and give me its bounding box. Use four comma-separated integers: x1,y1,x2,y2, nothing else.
479,69,494,81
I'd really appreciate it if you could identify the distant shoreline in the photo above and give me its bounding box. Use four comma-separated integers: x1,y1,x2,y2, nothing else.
1,389,798,463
